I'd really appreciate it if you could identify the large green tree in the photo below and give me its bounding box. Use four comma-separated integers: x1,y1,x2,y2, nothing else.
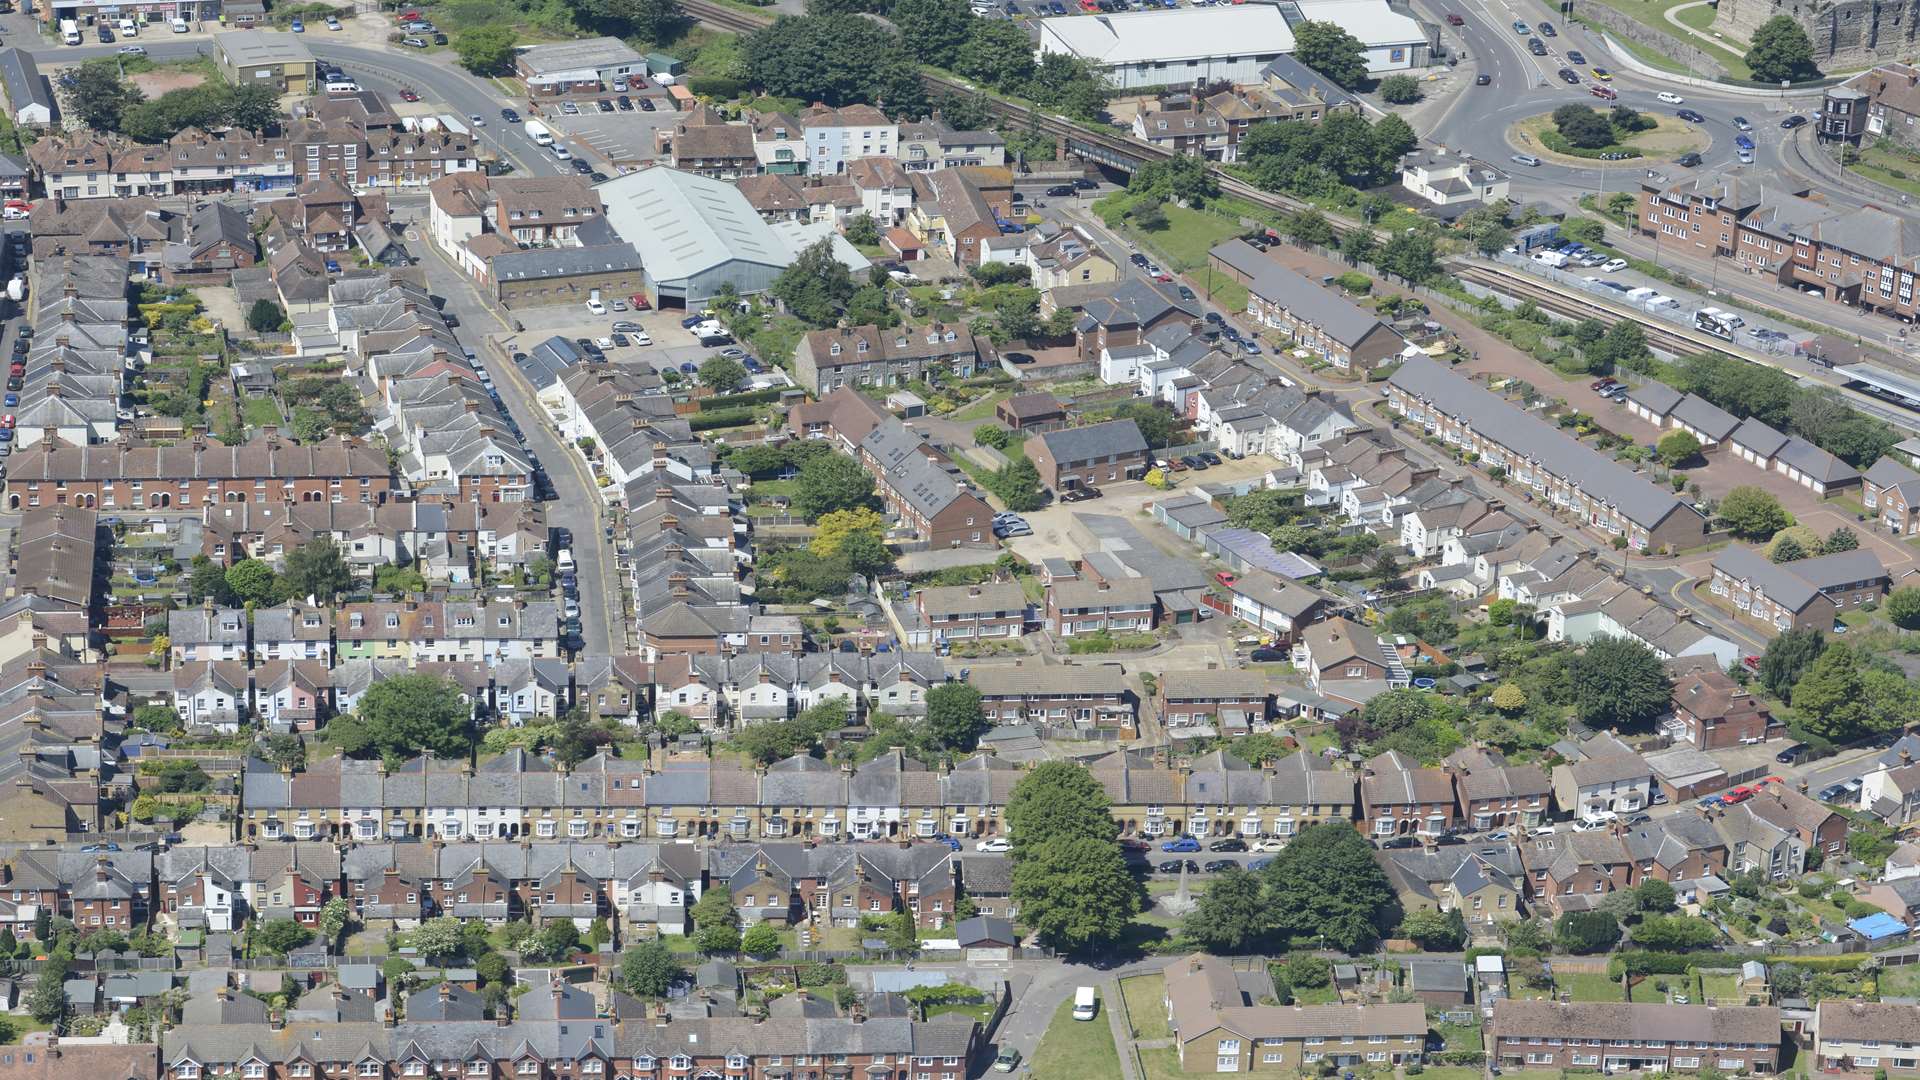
622,940,686,997
1719,486,1794,540
1290,20,1368,88
225,558,281,605
925,682,988,752
771,238,858,327
61,59,144,133
451,25,518,74
1010,834,1140,952
327,673,475,763
1632,914,1718,950
1745,14,1819,82
1183,866,1270,953
1791,643,1869,741
1259,822,1393,952
1568,636,1671,729
280,536,353,602
691,887,742,954
1555,910,1621,953
791,452,878,521
1005,761,1117,851
890,0,977,61
744,14,927,115
1758,626,1826,698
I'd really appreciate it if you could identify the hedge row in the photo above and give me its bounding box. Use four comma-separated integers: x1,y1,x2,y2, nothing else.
689,407,758,431
700,387,785,411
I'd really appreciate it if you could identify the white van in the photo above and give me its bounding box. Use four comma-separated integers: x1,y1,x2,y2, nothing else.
59,18,80,43
116,17,137,35
170,17,190,31
1072,987,1097,1021
1699,306,1745,329
325,79,361,94
556,548,575,573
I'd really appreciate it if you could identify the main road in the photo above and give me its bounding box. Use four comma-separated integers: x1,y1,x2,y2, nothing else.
8,26,567,177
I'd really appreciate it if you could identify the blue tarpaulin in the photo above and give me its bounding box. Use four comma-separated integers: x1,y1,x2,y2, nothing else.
1849,913,1908,940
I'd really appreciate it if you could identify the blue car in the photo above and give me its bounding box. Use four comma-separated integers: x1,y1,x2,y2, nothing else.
1050,2,1066,13
3,394,15,407
680,314,707,329
290,17,304,30
1735,134,1755,150
932,833,962,851
1161,836,1201,852
679,362,698,374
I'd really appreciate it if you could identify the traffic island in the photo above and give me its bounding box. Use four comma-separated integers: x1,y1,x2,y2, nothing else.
1509,110,1710,168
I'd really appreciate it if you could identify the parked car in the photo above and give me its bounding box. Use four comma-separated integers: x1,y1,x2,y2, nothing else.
993,1051,1022,1073
1378,836,1420,849
1157,859,1200,873
1249,647,1286,662
1208,837,1247,852
1202,859,1238,873
975,837,1010,852
1161,836,1201,852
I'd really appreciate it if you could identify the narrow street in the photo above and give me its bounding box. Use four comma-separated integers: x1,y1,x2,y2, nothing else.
402,206,624,656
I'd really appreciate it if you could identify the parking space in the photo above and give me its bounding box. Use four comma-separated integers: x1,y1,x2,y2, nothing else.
549,113,675,171
497,304,781,384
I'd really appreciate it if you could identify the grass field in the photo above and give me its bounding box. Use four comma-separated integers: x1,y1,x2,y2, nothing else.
1138,1048,1188,1080
952,390,1011,423
1121,975,1171,1040
1421,1068,1487,1080
1127,203,1247,272
1561,972,1628,1002
1847,144,1920,199
1540,0,1753,77
1031,995,1122,1079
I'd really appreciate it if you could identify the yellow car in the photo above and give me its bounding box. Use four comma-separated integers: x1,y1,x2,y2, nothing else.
1591,66,1613,80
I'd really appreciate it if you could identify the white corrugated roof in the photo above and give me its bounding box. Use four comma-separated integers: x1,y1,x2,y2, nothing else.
1037,6,1294,65
598,167,787,284
1290,0,1425,45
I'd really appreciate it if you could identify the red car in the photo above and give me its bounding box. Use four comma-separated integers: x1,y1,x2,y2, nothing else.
627,294,651,310
398,87,419,102
400,8,422,18
1214,571,1237,587
1722,787,1754,805
1155,272,1173,282
1,415,15,429
1742,654,1761,669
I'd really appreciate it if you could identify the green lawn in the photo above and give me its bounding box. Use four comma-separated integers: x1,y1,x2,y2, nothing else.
1435,1022,1483,1053
1200,275,1250,319
1673,2,1719,31
928,1001,996,1024
1630,971,1701,1003
1699,973,1743,1003
1536,0,1753,77
1031,995,1122,1079
1289,982,1339,1004
1422,1068,1487,1080
952,390,1011,423
1138,1048,1188,1080
1121,975,1171,1040
1561,972,1628,1002
1130,203,1248,272
1848,144,1920,200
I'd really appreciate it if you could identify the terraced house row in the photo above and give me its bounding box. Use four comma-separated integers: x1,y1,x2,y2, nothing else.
234,744,1618,846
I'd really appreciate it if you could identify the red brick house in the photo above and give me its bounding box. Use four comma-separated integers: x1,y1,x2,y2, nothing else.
1445,748,1551,833
1361,750,1458,839
1494,1000,1780,1073
1667,664,1781,750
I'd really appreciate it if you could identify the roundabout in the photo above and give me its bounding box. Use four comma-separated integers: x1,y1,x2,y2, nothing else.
1509,108,1712,167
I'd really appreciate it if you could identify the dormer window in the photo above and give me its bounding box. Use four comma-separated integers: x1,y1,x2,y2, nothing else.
855,340,867,353
828,343,841,356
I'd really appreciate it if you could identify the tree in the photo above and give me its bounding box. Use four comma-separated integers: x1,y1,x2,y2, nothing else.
1592,320,1649,370
61,59,143,132
246,299,286,334
1456,203,1514,255
1555,910,1621,953
254,918,313,956
698,356,746,392
953,18,1038,87
411,917,468,961
844,213,882,248
1398,907,1468,951
586,0,687,39
1792,643,1869,742
1769,534,1810,564
1291,20,1369,88
281,536,352,601
257,732,306,774
1285,207,1335,248
1635,878,1677,913
1339,227,1376,266
1719,486,1794,540
318,898,352,948
23,971,65,1024
1822,526,1861,554
1759,626,1826,698
225,558,280,605
1259,822,1394,952
771,237,858,327
792,451,878,521
1006,761,1117,851
329,673,475,763
692,886,741,954
375,563,428,596
524,922,581,962
1888,586,1920,629
1108,401,1177,450
1378,74,1421,104
1554,105,1617,149
1376,229,1439,283
925,682,988,752
1745,14,1818,83
1011,834,1140,952
186,556,237,606
1183,866,1270,952
745,14,926,115
622,940,685,997
741,924,781,956
1491,683,1528,714
1568,636,1671,730
809,507,888,563
1656,429,1701,467
1128,200,1168,231
890,0,974,62
1633,914,1719,950
452,25,519,74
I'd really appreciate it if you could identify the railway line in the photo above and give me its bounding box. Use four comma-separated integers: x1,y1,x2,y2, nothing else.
1454,261,1920,434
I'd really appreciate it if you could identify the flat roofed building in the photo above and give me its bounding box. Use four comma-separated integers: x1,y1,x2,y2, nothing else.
214,30,316,93
1037,6,1297,89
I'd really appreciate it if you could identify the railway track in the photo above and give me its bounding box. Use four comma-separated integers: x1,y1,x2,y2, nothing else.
1455,261,1920,434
